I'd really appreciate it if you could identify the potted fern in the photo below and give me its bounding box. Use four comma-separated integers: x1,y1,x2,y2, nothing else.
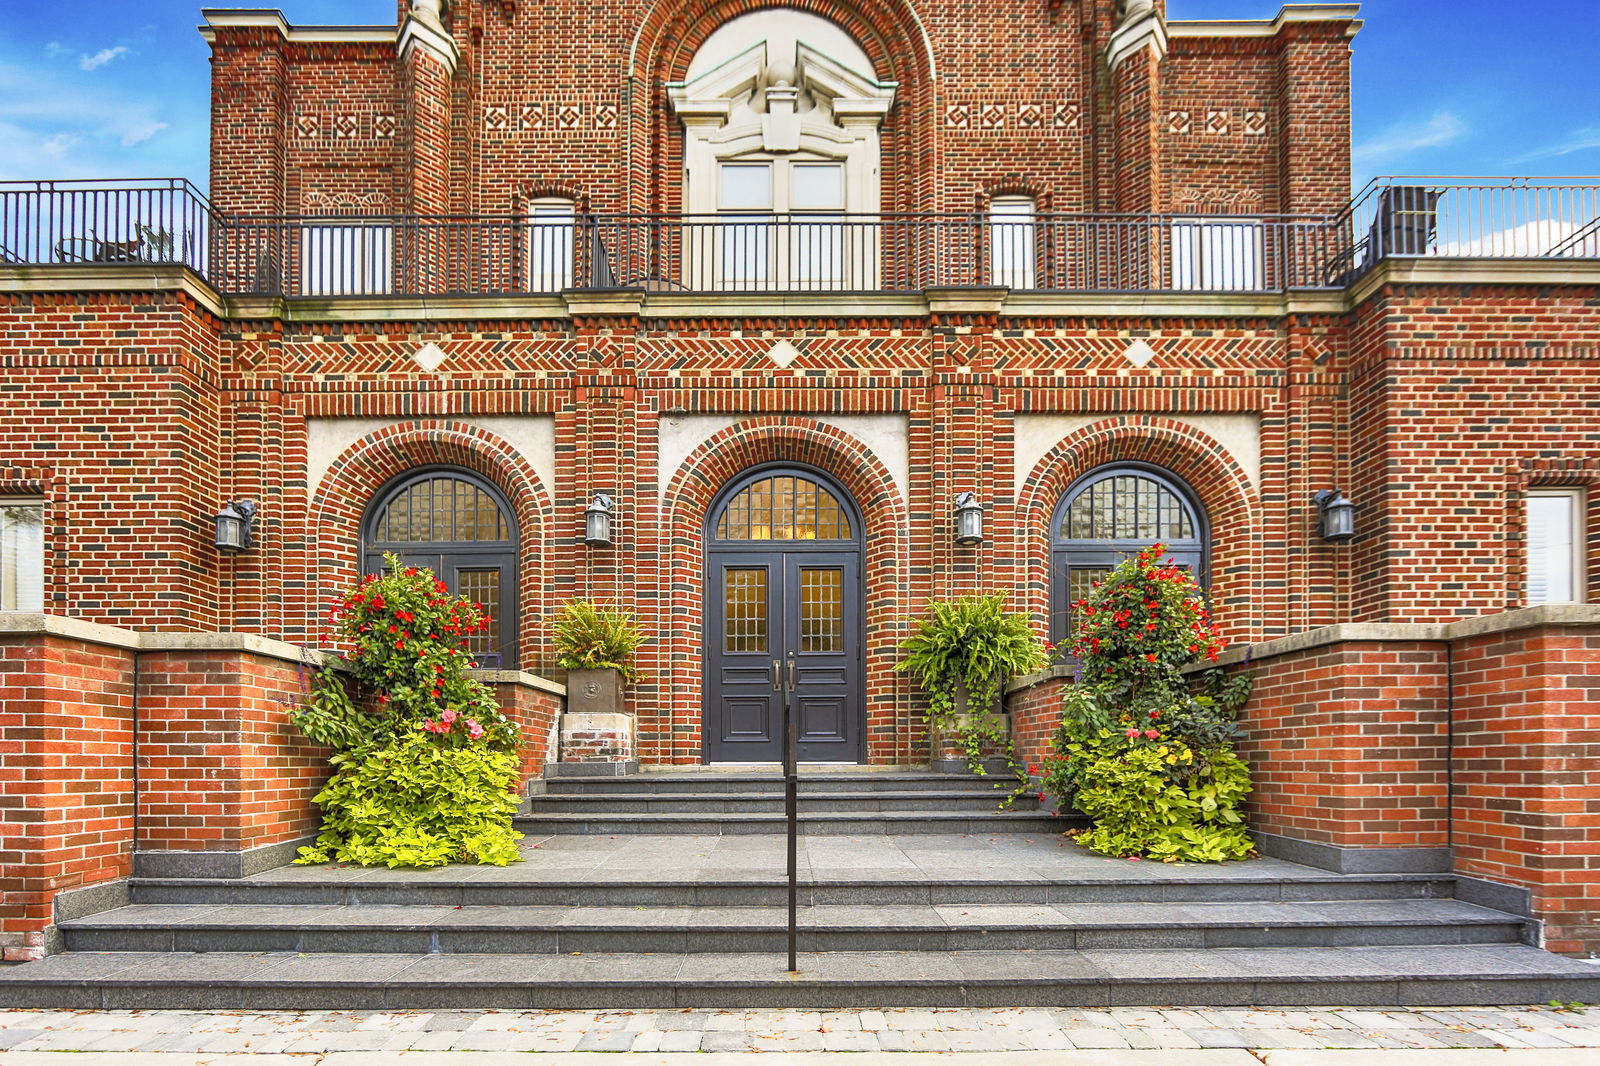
897,592,1049,773
549,599,646,716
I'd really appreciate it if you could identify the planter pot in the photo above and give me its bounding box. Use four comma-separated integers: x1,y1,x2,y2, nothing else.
931,681,1012,773
566,668,625,717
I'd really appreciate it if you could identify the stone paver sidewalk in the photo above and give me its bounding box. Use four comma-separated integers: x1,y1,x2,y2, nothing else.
2,1005,1598,1057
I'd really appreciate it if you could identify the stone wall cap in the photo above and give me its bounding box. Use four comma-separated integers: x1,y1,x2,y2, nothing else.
199,10,397,44
468,669,566,696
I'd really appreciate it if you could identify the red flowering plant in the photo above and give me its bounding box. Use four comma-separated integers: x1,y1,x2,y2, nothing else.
290,554,523,868
1039,544,1255,863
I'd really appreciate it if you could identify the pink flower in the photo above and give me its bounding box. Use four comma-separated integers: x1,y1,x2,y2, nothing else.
1127,855,1142,862
1125,728,1140,738
467,719,484,740
1144,729,1160,740
441,708,457,724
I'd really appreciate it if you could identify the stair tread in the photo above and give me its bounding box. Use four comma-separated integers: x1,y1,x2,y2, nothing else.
531,789,1030,801
7,944,1594,986
64,897,1523,931
518,809,1062,816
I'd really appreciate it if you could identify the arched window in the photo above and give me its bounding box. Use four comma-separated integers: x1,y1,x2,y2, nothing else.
363,468,519,668
713,473,854,541
1050,465,1207,643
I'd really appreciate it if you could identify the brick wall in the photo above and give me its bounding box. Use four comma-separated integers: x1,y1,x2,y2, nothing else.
1450,622,1600,955
0,622,564,961
0,632,135,962
1225,610,1600,955
1233,639,1451,850
203,2,1353,219
1007,668,1071,768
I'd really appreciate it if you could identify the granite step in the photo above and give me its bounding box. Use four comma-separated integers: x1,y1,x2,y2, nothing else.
128,872,1463,909
5,944,1596,1009
513,810,1078,835
526,789,1037,814
58,898,1530,955
541,772,1015,795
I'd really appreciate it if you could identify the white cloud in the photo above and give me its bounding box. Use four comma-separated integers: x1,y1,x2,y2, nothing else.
119,120,168,147
40,132,78,156
1513,126,1600,164
1353,111,1466,167
1437,219,1597,258
79,46,129,71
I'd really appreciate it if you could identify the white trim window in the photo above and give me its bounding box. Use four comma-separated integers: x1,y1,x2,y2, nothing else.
0,499,44,612
1172,219,1263,291
988,197,1036,289
526,199,576,292
1527,488,1586,604
299,223,394,296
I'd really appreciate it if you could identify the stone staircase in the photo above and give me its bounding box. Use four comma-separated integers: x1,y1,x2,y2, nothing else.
517,769,1077,835
3,770,1597,1009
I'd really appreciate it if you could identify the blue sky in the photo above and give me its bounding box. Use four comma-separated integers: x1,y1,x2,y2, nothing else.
2,0,1597,194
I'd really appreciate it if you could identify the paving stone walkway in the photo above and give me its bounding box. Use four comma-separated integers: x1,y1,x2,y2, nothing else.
2,1004,1598,1059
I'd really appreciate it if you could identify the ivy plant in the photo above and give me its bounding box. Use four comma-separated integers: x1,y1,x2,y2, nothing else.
897,593,1049,790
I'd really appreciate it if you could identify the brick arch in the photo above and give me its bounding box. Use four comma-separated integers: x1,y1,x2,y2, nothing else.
307,421,553,666
1015,417,1263,641
625,0,938,215
654,417,913,764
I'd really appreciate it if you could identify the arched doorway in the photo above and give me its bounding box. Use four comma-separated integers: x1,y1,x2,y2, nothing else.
1050,464,1208,643
363,467,519,668
703,464,864,763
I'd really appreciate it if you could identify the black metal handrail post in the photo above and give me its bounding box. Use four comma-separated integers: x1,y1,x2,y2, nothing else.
784,651,799,973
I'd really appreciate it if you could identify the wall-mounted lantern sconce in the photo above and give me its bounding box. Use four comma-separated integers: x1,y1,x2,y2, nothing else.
213,500,258,552
1312,489,1356,541
954,492,984,546
585,493,615,547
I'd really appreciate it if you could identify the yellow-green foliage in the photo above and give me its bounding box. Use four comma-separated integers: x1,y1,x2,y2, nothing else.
296,727,524,869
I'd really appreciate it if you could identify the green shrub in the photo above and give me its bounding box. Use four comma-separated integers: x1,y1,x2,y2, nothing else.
549,599,646,681
1042,544,1255,862
297,727,524,869
291,554,523,867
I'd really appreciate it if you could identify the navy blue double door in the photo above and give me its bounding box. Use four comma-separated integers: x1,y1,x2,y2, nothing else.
704,549,863,763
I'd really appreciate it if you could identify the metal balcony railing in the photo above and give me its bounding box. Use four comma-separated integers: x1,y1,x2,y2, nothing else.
2,178,1596,299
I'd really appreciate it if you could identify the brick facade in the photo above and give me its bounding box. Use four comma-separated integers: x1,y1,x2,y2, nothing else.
2,0,1598,957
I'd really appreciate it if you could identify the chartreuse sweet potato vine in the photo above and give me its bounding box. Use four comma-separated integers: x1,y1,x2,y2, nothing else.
290,554,524,868
1039,544,1256,862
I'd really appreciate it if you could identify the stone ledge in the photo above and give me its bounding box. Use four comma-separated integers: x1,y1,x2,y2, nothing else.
0,614,327,666
0,616,566,694
1212,604,1600,668
132,836,315,880
470,669,566,697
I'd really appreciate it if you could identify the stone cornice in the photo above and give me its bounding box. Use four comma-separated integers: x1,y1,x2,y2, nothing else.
1168,4,1362,40
1348,256,1600,305
199,10,396,45
1105,10,1168,71
8,259,1599,325
397,12,461,75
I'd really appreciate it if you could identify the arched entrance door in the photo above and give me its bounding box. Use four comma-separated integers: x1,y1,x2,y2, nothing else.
704,465,864,763
363,467,519,668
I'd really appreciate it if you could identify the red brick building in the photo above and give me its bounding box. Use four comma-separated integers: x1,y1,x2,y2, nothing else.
2,0,1598,961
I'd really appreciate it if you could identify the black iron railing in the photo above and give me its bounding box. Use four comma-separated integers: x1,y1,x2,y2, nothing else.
3,178,1596,298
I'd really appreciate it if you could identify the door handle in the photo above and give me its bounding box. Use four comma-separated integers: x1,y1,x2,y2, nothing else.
787,656,797,692
772,659,782,691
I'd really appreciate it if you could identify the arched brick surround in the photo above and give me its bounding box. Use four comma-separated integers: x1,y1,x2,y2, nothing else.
308,421,553,666
626,0,938,215
1016,416,1262,642
655,417,913,765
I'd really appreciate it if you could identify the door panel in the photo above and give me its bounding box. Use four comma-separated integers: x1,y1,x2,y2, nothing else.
705,550,861,763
